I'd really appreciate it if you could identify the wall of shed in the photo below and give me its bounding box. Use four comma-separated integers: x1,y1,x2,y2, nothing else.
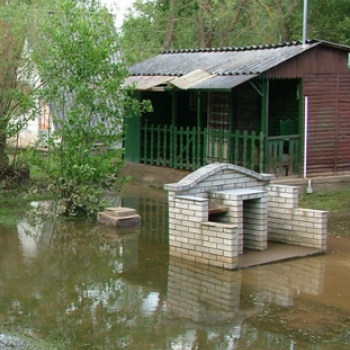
266,45,350,176
303,74,350,176
266,46,350,78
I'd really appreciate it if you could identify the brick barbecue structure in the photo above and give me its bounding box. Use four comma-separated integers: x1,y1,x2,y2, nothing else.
164,163,328,270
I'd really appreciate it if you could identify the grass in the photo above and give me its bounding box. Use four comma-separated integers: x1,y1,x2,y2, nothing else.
299,190,350,213
0,166,53,227
0,325,65,350
299,190,350,237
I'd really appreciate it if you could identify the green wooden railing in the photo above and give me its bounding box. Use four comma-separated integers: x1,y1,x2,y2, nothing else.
267,135,301,176
141,123,265,172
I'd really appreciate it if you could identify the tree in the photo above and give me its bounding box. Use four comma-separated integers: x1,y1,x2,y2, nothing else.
308,0,350,44
30,0,150,218
120,0,290,63
0,0,39,177
121,0,350,65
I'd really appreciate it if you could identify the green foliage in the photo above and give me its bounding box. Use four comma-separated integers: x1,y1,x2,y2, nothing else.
121,0,350,65
308,0,350,45
0,0,41,168
28,0,149,218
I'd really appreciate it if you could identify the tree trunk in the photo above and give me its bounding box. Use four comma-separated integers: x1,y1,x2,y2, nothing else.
197,1,214,48
220,0,249,46
162,0,178,50
0,128,9,177
275,0,292,42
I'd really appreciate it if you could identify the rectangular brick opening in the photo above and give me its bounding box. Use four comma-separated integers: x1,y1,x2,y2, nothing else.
243,198,267,250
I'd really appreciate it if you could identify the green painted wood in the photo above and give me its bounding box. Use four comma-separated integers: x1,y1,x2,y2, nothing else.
196,130,201,168
150,123,154,164
209,128,216,161
140,122,298,176
218,129,224,161
261,79,269,171
170,125,175,168
185,127,190,169
266,136,300,176
143,122,148,163
124,93,141,163
250,131,256,170
156,124,161,165
192,127,197,169
259,131,264,173
179,127,184,168
203,128,208,165
242,130,248,168
162,125,167,166
234,130,240,165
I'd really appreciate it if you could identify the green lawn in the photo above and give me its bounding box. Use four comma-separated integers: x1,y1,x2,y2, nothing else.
299,190,350,213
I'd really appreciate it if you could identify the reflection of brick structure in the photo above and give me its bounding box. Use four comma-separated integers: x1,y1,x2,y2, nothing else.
167,256,325,323
167,257,242,323
243,257,325,307
164,163,328,270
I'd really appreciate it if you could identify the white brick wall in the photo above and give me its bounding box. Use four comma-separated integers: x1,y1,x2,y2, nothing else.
165,164,328,270
267,185,328,249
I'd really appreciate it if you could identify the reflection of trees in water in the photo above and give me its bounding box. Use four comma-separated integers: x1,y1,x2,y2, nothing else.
0,198,169,348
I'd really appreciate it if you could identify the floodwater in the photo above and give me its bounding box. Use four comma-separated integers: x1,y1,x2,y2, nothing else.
0,195,350,350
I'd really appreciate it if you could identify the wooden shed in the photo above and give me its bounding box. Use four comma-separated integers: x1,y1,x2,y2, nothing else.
124,40,350,177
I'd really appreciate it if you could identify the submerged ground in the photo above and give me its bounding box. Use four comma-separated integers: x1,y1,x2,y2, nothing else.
0,169,350,349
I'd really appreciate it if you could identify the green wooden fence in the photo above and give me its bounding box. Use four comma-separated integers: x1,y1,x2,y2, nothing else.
141,123,265,172
267,135,301,176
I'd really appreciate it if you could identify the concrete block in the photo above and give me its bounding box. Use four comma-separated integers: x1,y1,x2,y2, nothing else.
98,208,142,228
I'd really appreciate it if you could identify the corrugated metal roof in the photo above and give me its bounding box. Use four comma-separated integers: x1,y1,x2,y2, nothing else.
170,69,215,89
129,41,322,77
127,40,350,90
188,74,257,90
123,75,175,90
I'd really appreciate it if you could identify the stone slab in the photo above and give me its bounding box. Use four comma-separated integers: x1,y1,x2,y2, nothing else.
238,242,324,269
116,216,142,228
98,210,141,228
105,207,137,218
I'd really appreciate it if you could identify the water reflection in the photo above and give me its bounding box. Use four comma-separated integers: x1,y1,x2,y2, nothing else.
167,257,242,323
0,196,347,349
242,258,325,306
166,256,325,347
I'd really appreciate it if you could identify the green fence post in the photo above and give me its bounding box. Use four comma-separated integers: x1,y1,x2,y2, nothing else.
259,131,264,173
234,130,240,165
170,125,173,167
191,127,196,170
242,130,248,168
179,126,183,169
156,124,161,165
210,128,216,161
203,128,208,166
250,131,256,171
143,121,148,164
162,125,167,166
150,123,154,164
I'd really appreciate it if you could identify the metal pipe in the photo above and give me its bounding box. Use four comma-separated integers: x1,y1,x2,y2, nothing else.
304,96,308,178
302,0,309,46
